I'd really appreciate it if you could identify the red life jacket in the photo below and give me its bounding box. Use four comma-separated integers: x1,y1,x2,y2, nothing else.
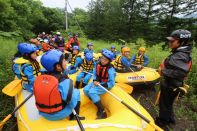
96,63,111,83
34,74,72,114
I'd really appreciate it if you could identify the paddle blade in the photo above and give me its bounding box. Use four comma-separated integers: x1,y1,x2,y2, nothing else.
2,80,22,97
115,83,133,94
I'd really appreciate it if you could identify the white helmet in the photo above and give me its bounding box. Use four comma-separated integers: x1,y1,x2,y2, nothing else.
44,39,49,43
56,32,61,35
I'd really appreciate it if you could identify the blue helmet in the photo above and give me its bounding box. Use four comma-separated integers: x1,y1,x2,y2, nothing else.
87,42,93,47
85,53,93,61
41,50,63,72
73,46,80,51
111,45,116,49
102,50,114,61
18,43,38,55
101,48,107,53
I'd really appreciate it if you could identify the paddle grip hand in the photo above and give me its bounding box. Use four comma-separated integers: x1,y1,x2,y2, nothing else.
94,81,99,86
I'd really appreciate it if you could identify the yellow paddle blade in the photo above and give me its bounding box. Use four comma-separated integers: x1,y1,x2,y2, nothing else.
2,80,22,97
115,83,133,94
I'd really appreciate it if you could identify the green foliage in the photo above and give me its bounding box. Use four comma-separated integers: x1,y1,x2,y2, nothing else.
84,0,197,44
0,38,18,130
0,0,66,36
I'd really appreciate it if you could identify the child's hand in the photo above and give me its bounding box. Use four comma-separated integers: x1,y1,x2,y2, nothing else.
80,67,83,71
94,81,99,86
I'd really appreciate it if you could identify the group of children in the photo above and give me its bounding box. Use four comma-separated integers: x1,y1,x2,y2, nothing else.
12,38,149,121
12,41,115,120
11,29,192,130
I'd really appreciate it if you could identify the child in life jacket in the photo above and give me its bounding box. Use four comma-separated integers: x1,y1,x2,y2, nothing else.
114,47,132,72
68,46,83,74
84,42,94,55
130,47,149,70
83,50,116,119
111,45,119,59
34,49,85,121
12,43,41,92
76,53,95,88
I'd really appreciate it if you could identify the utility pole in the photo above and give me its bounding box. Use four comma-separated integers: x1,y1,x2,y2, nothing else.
65,0,68,31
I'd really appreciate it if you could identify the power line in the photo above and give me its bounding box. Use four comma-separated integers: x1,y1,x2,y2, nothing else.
67,0,84,36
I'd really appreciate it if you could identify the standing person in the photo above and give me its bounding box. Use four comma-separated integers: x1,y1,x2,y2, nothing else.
68,46,83,74
76,53,95,88
130,47,149,70
155,29,192,129
84,42,94,55
34,50,85,121
54,32,65,52
12,43,41,92
83,50,116,119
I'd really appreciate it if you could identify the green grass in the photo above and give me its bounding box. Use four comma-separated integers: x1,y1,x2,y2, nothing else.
0,37,196,130
0,38,19,130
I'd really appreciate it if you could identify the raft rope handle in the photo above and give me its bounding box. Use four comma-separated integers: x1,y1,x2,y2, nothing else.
49,123,144,131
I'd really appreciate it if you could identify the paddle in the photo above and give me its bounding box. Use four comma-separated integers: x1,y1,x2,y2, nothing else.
98,84,163,131
72,109,85,131
2,79,22,97
82,71,133,94
0,93,33,130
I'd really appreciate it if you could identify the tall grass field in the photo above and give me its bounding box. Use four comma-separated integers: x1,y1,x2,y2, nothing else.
0,37,196,130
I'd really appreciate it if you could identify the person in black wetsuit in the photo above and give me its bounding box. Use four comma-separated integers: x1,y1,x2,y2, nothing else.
155,29,192,130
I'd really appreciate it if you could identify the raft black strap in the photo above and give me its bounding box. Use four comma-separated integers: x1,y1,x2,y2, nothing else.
36,102,65,109
65,79,73,104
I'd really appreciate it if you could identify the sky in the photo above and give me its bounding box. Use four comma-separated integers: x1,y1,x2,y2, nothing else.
40,0,90,11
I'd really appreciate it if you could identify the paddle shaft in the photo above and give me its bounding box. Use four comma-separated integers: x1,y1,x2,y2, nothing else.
12,93,33,114
98,84,163,131
82,71,93,75
0,93,33,129
72,109,85,131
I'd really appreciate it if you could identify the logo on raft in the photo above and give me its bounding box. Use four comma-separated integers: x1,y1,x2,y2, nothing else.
127,76,145,81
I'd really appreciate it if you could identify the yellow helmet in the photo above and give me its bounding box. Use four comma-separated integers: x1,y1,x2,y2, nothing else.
122,47,130,53
139,47,146,52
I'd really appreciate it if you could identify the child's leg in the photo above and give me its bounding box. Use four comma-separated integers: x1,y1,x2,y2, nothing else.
69,101,85,120
82,73,92,87
76,72,85,88
88,86,107,119
83,83,93,98
69,68,77,74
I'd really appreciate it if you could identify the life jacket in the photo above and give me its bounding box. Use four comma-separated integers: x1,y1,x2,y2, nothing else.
71,38,79,47
71,54,81,66
81,59,94,72
114,55,124,70
34,74,73,114
42,43,52,51
135,53,144,65
13,58,41,83
96,63,111,83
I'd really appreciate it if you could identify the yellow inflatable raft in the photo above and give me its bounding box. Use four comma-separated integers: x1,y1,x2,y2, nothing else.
15,86,156,131
115,67,160,87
